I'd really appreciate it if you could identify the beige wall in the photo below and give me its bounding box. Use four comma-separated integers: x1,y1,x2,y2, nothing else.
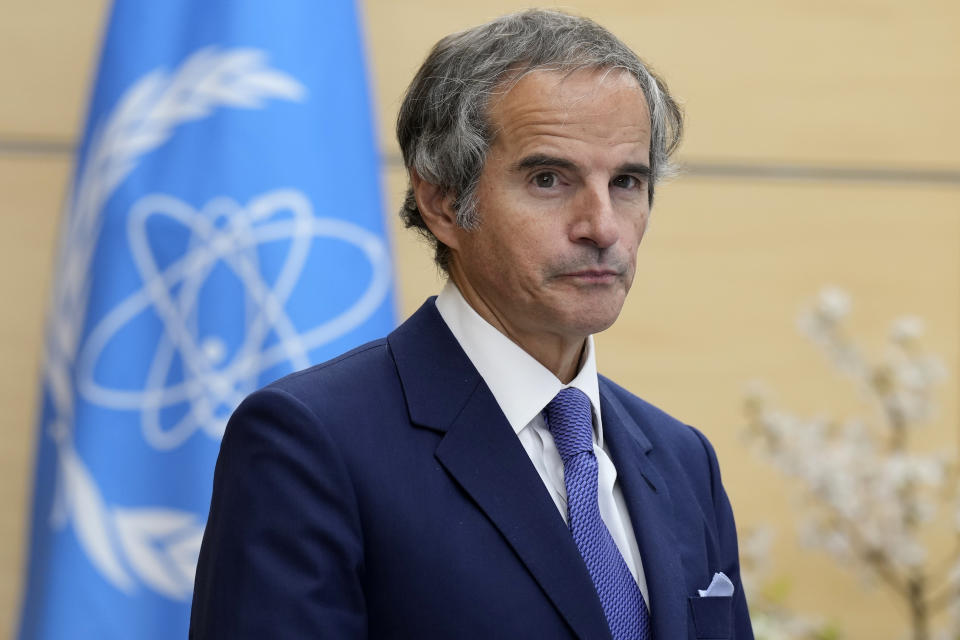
2,1,958,637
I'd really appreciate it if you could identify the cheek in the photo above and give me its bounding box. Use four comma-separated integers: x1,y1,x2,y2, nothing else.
625,214,649,253
634,209,651,236
496,220,550,262
621,218,645,279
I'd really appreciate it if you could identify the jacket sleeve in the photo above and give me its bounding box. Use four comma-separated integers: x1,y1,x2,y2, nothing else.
189,386,366,639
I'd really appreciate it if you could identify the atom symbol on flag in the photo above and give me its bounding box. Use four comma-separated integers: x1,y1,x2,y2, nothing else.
75,188,391,451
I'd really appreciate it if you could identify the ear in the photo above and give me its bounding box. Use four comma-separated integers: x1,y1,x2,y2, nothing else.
410,170,463,250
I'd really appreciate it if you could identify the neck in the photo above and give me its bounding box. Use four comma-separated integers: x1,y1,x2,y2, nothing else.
448,274,587,384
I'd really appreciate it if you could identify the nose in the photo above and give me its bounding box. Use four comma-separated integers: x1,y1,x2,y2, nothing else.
569,183,620,250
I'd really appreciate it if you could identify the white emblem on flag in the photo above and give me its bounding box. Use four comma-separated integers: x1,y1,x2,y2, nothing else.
76,189,390,450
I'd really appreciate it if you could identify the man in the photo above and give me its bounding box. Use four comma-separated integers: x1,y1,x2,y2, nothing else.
191,9,753,639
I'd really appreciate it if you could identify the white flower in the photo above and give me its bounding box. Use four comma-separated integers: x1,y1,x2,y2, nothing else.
816,286,851,321
822,529,853,559
891,540,927,568
890,315,925,344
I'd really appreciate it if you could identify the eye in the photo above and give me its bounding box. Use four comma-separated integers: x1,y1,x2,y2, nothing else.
612,175,641,190
532,172,558,188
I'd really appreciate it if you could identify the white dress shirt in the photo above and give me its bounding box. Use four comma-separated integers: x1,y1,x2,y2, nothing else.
435,280,649,604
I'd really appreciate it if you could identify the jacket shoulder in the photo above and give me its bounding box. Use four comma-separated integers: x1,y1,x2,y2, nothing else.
599,375,704,443
597,374,724,494
245,337,408,433
265,338,394,396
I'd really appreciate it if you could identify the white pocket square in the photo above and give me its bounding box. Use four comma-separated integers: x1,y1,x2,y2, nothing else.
698,572,734,597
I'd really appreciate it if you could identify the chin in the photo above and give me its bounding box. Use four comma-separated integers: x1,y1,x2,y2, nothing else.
578,297,625,330
563,308,622,337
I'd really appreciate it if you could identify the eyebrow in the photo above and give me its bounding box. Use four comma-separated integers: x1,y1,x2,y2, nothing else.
513,154,651,178
615,162,652,179
513,154,578,172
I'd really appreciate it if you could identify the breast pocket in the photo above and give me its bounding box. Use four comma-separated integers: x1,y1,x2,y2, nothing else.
687,595,732,639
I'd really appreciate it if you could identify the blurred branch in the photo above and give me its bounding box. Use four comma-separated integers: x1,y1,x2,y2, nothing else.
744,287,959,640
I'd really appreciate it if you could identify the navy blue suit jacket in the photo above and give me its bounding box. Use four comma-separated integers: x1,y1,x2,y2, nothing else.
190,299,753,639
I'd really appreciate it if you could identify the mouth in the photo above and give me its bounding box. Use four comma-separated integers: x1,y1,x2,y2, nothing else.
558,269,621,283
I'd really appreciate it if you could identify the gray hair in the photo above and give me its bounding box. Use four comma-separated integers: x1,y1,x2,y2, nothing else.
397,9,684,272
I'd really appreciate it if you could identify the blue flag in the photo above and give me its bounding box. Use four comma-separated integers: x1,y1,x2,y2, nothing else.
19,1,395,637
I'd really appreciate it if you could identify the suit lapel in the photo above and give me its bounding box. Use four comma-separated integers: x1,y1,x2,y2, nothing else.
600,382,689,639
388,301,611,640
435,385,614,640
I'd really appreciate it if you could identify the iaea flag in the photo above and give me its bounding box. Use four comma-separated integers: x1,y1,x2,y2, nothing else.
18,1,395,638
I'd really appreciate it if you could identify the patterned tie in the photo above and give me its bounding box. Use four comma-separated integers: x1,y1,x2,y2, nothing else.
545,387,651,640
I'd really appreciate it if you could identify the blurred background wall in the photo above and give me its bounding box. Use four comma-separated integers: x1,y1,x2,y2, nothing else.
2,0,958,637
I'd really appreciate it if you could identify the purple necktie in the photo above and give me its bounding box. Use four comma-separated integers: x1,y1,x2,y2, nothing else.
545,387,652,640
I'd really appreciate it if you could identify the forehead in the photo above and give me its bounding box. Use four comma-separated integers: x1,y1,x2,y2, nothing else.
486,68,651,143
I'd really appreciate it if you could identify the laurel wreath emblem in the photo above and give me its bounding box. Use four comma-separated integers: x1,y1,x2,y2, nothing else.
43,47,306,599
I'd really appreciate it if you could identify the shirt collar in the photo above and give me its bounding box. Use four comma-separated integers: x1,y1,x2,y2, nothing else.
435,280,603,441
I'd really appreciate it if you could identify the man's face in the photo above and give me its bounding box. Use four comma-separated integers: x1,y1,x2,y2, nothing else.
446,68,652,348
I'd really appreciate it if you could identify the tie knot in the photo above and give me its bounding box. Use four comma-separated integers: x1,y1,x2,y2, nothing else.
544,387,594,461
